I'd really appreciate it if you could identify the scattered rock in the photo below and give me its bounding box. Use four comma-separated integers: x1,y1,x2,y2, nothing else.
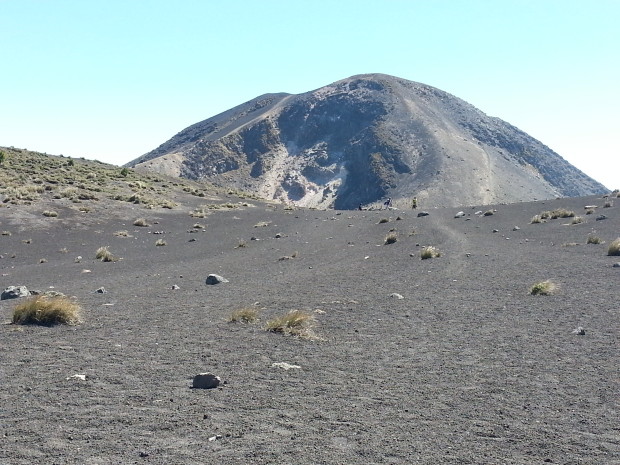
572,326,586,335
389,293,404,300
205,274,228,285
271,362,301,370
208,435,222,442
417,211,429,217
492,229,499,233
139,451,150,458
188,238,197,242
275,233,283,238
95,287,107,294
66,374,86,381
513,226,521,231
596,215,607,221
74,256,82,263
192,372,221,389
171,284,180,290
454,211,465,218
612,263,620,268
43,290,65,297
1,285,29,300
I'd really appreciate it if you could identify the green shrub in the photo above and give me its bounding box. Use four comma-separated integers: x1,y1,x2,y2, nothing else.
529,280,558,296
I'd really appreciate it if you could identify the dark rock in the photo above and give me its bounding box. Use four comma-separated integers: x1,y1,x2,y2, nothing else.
192,372,221,389
206,274,228,285
596,215,607,221
417,211,430,217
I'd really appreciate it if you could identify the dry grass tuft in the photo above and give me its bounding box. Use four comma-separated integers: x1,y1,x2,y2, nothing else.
133,218,149,227
95,246,117,262
529,280,558,296
155,239,167,246
586,234,603,245
420,246,441,259
229,307,259,323
114,230,132,237
384,232,398,244
608,238,620,256
12,295,81,326
378,218,390,224
42,210,58,217
570,216,584,225
266,310,316,339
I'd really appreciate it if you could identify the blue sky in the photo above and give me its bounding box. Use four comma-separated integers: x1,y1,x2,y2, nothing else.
1,0,618,189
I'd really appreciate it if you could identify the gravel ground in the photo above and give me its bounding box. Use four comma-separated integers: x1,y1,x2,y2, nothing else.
1,193,619,464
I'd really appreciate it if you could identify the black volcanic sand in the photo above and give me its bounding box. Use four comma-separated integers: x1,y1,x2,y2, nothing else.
1,195,619,464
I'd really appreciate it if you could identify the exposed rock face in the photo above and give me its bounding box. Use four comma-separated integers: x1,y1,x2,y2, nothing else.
130,74,607,209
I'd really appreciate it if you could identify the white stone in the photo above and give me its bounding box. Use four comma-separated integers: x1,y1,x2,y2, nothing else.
271,362,301,370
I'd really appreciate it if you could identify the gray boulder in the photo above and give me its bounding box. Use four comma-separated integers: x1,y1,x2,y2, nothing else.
1,285,29,300
192,372,221,389
206,274,229,285
417,211,430,217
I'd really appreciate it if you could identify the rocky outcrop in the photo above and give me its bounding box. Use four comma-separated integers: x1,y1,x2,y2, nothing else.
130,74,607,209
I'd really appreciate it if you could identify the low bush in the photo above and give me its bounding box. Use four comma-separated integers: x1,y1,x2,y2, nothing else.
229,307,259,323
12,295,81,326
608,238,620,256
420,246,441,259
133,218,149,227
587,234,603,245
529,280,558,296
384,232,398,244
266,310,316,339
95,246,116,262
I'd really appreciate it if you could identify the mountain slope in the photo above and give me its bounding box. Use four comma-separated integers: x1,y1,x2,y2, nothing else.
129,74,607,209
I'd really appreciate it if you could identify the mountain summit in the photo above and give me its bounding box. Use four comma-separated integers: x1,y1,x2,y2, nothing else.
129,74,606,208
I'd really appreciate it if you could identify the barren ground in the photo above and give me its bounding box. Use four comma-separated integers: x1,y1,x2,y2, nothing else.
1,192,619,464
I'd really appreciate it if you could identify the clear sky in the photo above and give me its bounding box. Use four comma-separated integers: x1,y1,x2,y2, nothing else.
1,0,618,189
